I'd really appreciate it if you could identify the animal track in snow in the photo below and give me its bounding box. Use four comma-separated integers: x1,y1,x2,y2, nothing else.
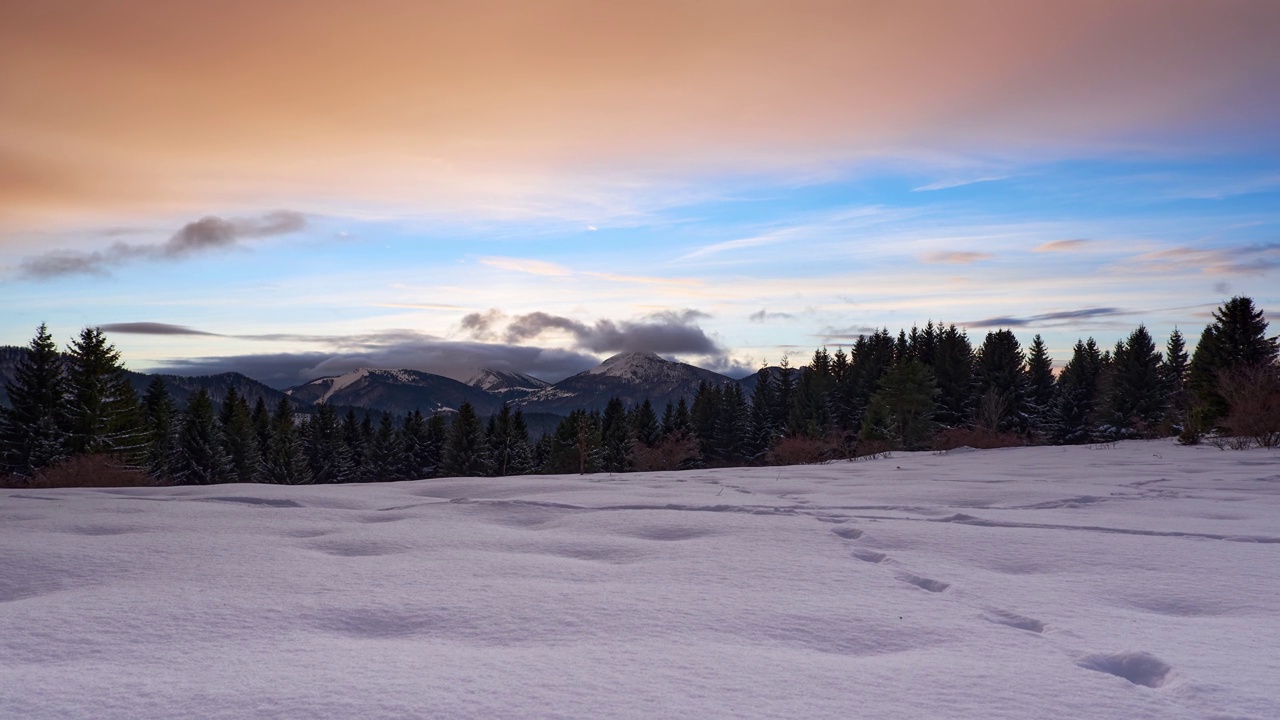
198,496,304,508
852,549,887,563
1078,651,1173,688
830,527,864,540
307,540,403,557
985,609,1046,633
898,573,949,593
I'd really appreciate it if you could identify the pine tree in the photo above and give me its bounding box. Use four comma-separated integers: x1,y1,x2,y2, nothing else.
367,413,405,482
931,324,975,428
140,377,176,480
747,366,777,461
974,329,1028,433
305,402,353,483
251,397,272,467
170,388,232,484
1106,324,1165,436
599,397,633,473
64,327,143,458
485,404,532,477
1051,339,1105,444
1189,297,1279,425
443,401,487,477
630,399,662,448
543,409,602,474
260,397,312,484
0,323,69,478
863,360,938,450
399,409,438,480
1160,328,1191,432
214,389,256,483
713,382,750,464
1025,335,1056,437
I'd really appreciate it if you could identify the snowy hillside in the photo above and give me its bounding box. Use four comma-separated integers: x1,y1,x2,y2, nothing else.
519,351,734,413
2,439,1278,719
285,367,501,415
465,368,551,401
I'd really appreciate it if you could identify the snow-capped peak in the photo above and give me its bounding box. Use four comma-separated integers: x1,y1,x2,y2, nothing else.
587,351,669,377
467,368,551,393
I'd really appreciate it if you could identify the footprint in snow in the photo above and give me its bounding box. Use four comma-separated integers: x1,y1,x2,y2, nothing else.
985,609,1046,633
898,573,949,593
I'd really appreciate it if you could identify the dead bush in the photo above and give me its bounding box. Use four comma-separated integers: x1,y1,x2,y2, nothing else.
24,454,155,489
1218,364,1280,449
768,435,849,466
932,426,1025,452
632,435,702,472
853,439,892,460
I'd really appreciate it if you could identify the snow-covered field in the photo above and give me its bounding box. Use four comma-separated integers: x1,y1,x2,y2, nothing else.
2,440,1278,719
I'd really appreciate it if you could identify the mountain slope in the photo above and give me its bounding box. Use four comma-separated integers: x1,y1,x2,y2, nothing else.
286,368,502,415
517,351,734,414
466,368,552,402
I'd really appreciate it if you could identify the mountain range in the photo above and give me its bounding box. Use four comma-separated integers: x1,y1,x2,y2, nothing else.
0,347,758,421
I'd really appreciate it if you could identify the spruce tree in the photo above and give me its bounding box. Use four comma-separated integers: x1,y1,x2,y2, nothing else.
974,329,1028,433
367,413,405,482
1189,297,1278,425
1051,339,1105,444
1106,324,1165,435
220,388,261,483
1025,335,1056,437
1160,329,1191,432
140,377,176,481
260,397,312,484
64,327,143,458
864,360,938,450
747,367,777,461
630,399,662,448
170,388,232,484
399,409,437,480
0,323,69,478
931,324,975,428
599,397,634,473
713,382,750,464
305,402,353,483
443,401,487,477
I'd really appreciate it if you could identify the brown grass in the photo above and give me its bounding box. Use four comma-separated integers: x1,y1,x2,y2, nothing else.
3,454,157,489
932,426,1026,452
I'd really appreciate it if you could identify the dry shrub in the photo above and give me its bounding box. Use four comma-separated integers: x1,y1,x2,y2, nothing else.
632,435,701,472
932,426,1025,451
853,439,892,460
23,454,155,489
1218,364,1280,449
768,435,849,465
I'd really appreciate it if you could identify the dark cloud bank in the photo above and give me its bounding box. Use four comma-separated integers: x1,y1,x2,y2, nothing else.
119,308,738,388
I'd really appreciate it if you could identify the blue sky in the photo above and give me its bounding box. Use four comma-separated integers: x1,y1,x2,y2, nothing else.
2,2,1278,386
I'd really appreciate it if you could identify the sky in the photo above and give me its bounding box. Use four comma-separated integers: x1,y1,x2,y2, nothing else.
3,0,1279,387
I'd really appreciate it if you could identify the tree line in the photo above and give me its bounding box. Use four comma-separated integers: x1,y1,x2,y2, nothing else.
2,297,1277,486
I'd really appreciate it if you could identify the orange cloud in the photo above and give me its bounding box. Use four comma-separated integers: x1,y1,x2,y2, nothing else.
2,1,1278,229
1035,239,1091,253
921,251,994,265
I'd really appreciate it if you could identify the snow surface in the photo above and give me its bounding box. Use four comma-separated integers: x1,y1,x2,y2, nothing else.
2,439,1279,719
302,368,371,404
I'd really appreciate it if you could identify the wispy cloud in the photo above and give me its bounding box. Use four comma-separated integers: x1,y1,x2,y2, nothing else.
18,211,305,279
1035,239,1091,253
479,256,573,276
1123,243,1280,277
749,309,795,322
912,175,1009,192
963,307,1128,329
920,251,993,264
